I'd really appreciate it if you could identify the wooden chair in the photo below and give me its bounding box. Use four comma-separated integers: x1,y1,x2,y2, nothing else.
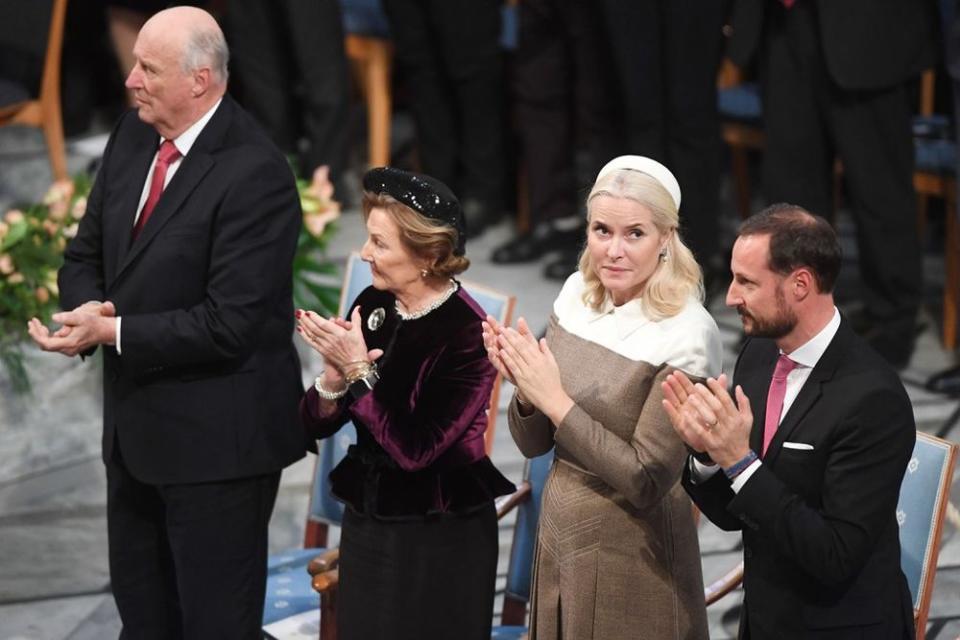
263,251,515,633
913,67,959,350
717,58,764,220
0,0,68,181
702,431,959,640
341,0,392,168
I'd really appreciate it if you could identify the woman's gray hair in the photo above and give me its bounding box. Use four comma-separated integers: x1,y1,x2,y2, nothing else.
181,25,230,84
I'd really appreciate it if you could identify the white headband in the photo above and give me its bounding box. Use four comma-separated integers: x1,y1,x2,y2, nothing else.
595,155,682,210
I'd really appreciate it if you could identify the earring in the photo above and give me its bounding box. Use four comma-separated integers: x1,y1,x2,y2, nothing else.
659,249,669,262
420,269,428,278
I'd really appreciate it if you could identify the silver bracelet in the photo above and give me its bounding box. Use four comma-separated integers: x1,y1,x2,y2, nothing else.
314,374,347,400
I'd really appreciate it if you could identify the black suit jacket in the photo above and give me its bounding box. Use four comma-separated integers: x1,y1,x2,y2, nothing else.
59,96,308,484
727,0,936,91
684,320,916,639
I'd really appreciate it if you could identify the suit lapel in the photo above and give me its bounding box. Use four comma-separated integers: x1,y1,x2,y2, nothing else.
739,344,778,454
113,97,233,284
764,320,852,463
107,127,157,285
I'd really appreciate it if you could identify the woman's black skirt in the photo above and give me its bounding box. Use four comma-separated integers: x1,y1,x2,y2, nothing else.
337,502,499,640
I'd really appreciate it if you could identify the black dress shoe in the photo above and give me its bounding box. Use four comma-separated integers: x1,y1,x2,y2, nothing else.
491,231,553,264
925,364,960,395
543,248,580,281
462,198,501,239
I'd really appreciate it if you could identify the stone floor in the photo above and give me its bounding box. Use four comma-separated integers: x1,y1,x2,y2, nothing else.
1,124,958,639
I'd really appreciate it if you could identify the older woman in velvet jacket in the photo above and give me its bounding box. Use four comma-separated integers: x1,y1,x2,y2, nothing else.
296,167,514,640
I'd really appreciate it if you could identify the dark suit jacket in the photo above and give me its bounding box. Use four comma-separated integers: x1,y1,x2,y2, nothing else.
727,0,936,91
684,320,916,639
59,95,308,484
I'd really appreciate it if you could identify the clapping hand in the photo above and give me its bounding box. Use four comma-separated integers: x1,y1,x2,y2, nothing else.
486,316,573,427
661,372,753,468
27,301,117,357
296,306,383,375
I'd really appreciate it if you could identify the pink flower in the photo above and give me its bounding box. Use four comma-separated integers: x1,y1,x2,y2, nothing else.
71,196,88,219
307,165,336,202
42,219,59,236
35,286,50,304
303,204,340,238
8,272,24,284
4,209,25,225
43,179,75,205
0,254,14,275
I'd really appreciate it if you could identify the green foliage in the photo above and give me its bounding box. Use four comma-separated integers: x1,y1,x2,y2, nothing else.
1,169,341,393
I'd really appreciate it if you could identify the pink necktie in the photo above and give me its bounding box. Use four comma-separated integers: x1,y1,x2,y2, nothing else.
762,355,797,457
132,140,181,239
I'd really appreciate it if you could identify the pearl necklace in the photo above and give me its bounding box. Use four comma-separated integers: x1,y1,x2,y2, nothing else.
396,280,459,321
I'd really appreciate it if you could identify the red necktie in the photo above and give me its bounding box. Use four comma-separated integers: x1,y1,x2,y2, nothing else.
132,140,181,239
761,355,797,457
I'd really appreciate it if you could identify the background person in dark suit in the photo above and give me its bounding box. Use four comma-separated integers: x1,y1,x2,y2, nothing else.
663,205,916,639
726,0,937,368
28,7,307,637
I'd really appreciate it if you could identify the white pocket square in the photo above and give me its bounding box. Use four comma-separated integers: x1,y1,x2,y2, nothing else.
782,442,814,451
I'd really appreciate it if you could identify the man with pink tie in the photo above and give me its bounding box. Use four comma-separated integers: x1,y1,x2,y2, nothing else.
663,204,916,639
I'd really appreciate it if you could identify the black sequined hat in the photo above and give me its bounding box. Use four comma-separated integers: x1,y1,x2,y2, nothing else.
362,166,466,255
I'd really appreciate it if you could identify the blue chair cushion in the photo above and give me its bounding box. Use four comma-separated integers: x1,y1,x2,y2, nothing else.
0,78,29,109
718,83,762,123
341,0,390,38
491,625,528,639
914,138,957,175
500,3,518,51
263,547,325,625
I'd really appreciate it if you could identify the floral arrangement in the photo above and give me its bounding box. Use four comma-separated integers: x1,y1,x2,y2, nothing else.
0,166,341,393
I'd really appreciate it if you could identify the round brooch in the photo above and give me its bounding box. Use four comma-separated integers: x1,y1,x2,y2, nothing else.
367,307,386,331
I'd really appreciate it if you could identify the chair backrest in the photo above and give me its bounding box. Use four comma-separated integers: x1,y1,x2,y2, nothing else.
303,252,515,546
897,432,958,639
501,450,554,624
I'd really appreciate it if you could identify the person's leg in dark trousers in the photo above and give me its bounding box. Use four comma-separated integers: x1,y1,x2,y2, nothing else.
224,0,296,154
107,443,280,639
430,0,505,218
107,450,183,640
602,0,725,271
829,82,921,364
162,472,280,638
282,0,350,184
513,0,575,229
565,0,621,183
662,0,724,271
382,0,458,189
759,5,834,223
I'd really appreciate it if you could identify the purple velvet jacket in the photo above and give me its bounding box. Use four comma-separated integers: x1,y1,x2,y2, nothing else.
300,285,515,519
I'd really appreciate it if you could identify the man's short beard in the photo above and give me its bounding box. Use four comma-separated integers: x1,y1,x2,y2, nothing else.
739,288,797,339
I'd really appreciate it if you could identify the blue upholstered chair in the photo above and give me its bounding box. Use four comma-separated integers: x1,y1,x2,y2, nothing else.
912,71,959,351
898,432,958,640
0,0,68,180
716,59,764,220
702,431,958,640
491,450,554,639
264,251,515,635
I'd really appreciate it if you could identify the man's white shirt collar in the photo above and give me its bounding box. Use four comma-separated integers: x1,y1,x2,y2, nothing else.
165,97,222,157
783,306,841,369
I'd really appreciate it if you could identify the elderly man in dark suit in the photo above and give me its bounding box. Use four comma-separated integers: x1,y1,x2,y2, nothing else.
663,205,916,639
28,7,307,638
727,0,937,369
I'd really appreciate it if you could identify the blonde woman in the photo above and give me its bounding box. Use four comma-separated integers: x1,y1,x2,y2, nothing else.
484,156,722,639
